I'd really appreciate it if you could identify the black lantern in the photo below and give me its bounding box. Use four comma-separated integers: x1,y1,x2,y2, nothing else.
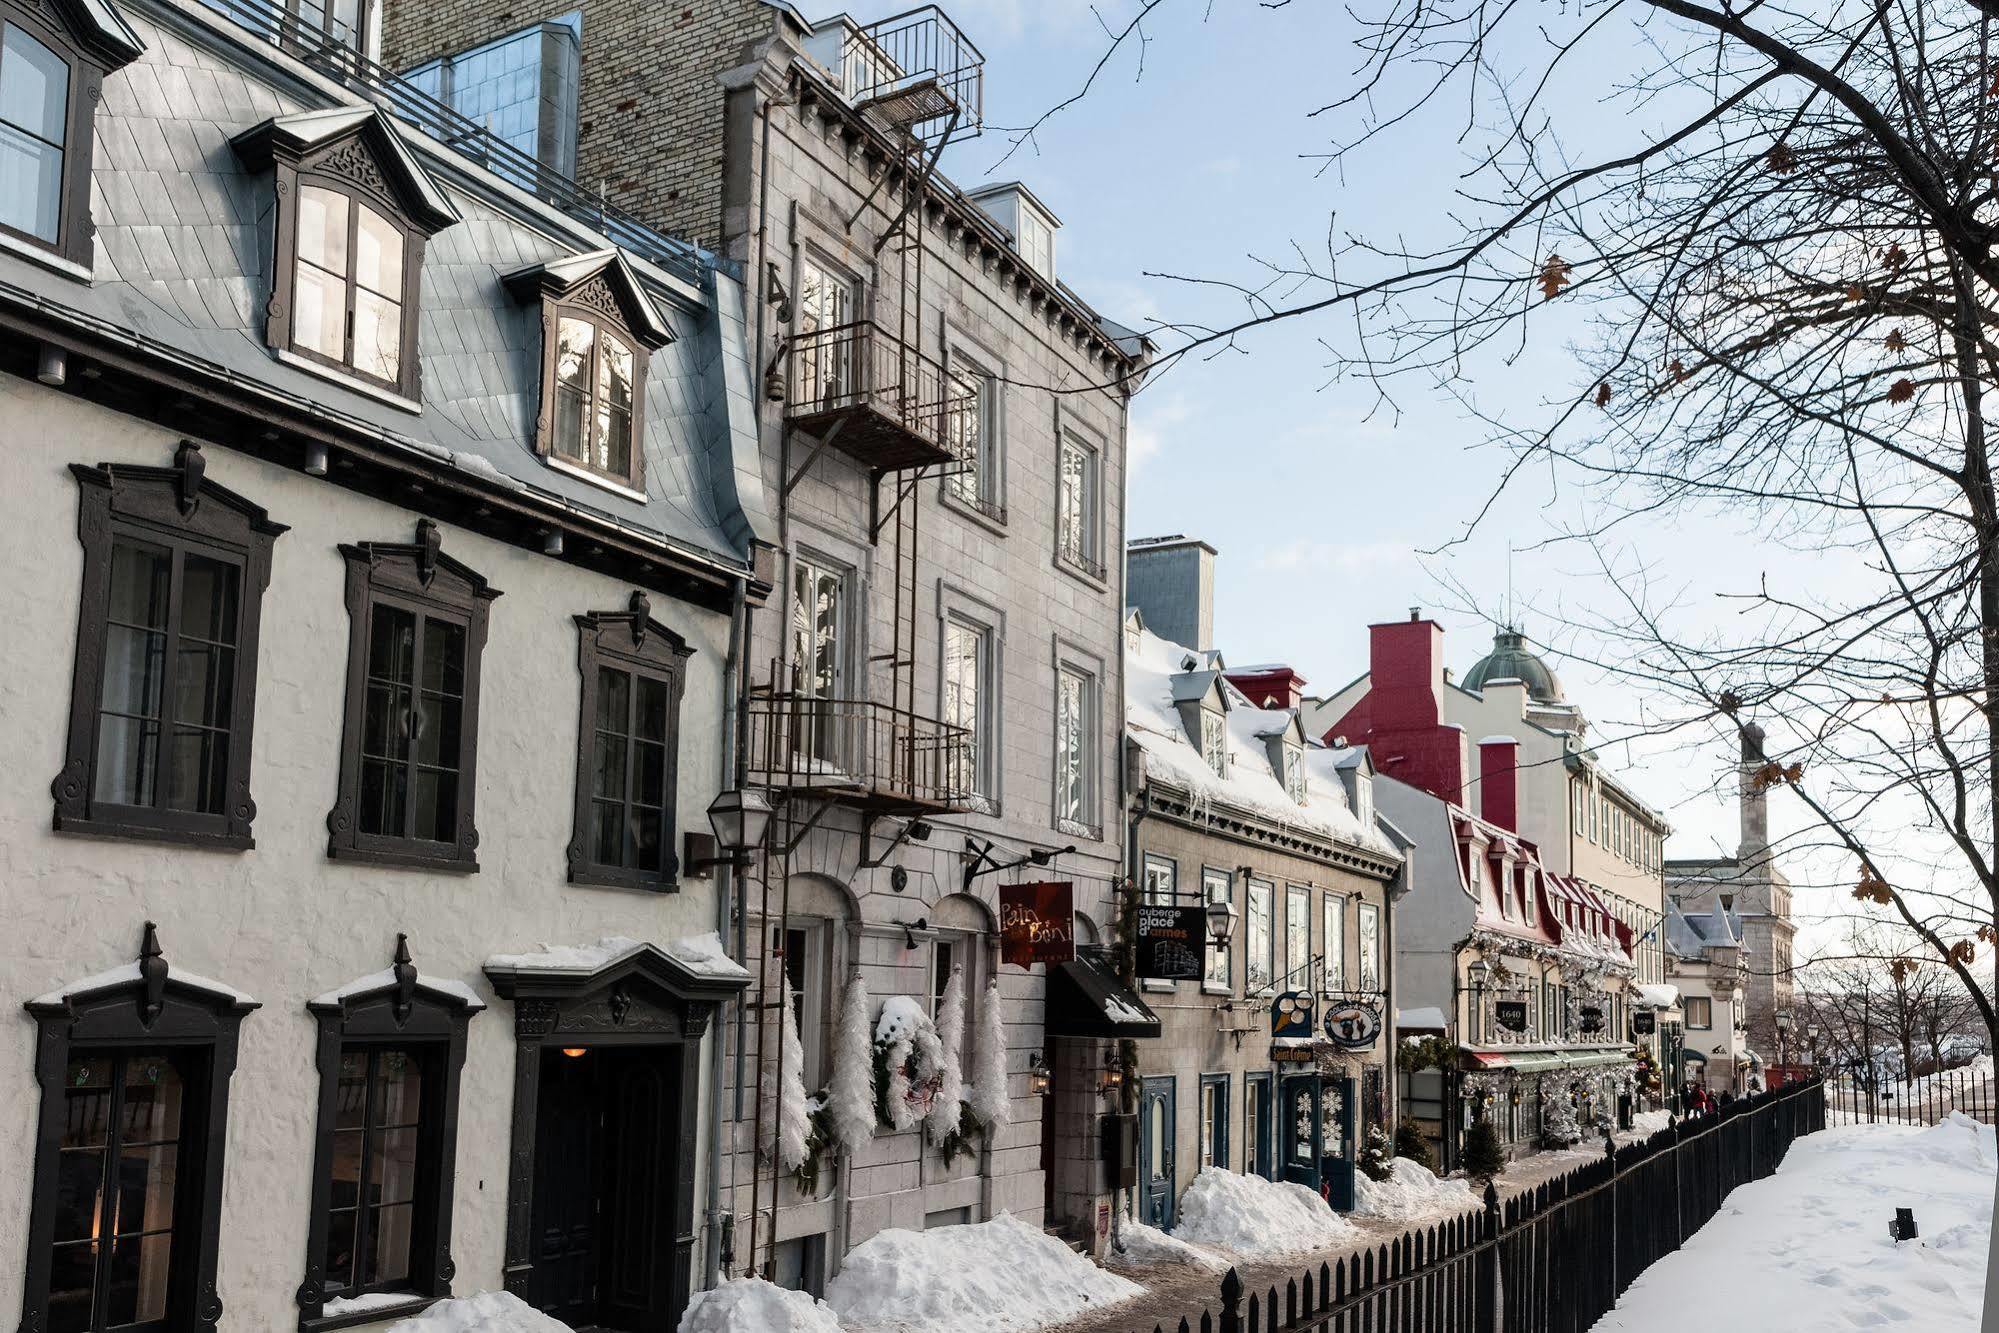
1028,1052,1053,1097
707,787,773,855
1206,898,1240,951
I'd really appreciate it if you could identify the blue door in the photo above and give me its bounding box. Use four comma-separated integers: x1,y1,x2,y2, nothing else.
1139,1077,1177,1229
1244,1073,1273,1178
1281,1074,1322,1190
1320,1076,1357,1211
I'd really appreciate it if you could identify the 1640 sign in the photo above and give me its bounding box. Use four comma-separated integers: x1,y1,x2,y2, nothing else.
1135,905,1207,981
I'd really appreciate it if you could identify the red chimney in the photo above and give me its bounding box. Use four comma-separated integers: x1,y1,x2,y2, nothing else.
1225,664,1309,711
1478,737,1519,832
1337,614,1467,806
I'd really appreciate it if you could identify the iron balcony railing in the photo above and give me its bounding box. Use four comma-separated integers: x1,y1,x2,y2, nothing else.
199,0,721,286
786,320,975,470
746,692,973,813
844,5,984,140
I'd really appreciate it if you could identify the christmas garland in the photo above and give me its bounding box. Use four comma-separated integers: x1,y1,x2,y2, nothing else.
873,995,946,1132
791,1097,837,1196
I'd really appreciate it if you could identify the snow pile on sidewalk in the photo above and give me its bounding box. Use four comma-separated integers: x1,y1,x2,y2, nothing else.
1628,1110,1671,1139
1592,1113,1994,1332
1352,1158,1480,1223
381,1292,571,1332
678,1278,843,1333
825,1211,1141,1332
1105,1212,1227,1273
1173,1168,1357,1258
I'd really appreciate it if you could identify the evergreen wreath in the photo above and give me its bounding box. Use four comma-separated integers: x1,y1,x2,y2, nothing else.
873,996,946,1132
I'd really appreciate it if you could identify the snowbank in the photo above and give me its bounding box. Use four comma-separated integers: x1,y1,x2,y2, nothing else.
825,1212,1141,1332
1105,1213,1227,1273
1591,1115,1995,1332
381,1292,570,1332
678,1278,843,1333
1173,1168,1357,1258
1352,1158,1480,1223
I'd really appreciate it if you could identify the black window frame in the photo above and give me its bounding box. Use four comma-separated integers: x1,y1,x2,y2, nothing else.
326,520,499,873
296,938,479,1332
279,174,420,393
20,924,257,1333
52,443,286,849
566,593,692,891
0,0,140,269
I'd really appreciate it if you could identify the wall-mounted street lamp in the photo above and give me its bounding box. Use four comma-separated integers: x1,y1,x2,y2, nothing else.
1099,1050,1124,1097
1206,898,1240,953
685,787,776,877
1028,1053,1053,1097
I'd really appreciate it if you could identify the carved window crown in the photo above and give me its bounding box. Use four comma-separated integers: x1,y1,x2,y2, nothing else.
54,442,287,849
503,250,673,492
326,519,500,873
232,109,459,401
567,591,694,891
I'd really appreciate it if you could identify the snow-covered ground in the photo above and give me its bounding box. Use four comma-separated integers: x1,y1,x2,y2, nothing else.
1352,1158,1481,1223
1172,1167,1358,1258
382,1292,571,1332
1592,1113,1994,1332
679,1278,844,1333
823,1212,1142,1333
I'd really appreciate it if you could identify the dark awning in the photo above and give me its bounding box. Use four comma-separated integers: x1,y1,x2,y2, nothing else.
1046,952,1161,1039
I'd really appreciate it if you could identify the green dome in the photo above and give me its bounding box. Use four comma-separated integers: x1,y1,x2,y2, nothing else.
1462,628,1564,704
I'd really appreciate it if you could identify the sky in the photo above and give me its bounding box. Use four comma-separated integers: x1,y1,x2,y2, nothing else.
828,0,1839,928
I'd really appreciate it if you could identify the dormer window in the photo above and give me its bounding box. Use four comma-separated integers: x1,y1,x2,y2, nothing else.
1523,870,1538,926
0,0,141,267
1283,744,1305,803
1202,710,1226,779
506,250,674,494
233,108,460,402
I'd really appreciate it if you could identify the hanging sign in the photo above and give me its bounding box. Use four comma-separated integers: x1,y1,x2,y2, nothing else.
1579,1005,1606,1034
1495,1000,1529,1033
1272,1043,1319,1064
999,881,1075,968
1134,904,1207,981
1632,1010,1657,1037
1323,1000,1383,1050
1272,991,1316,1039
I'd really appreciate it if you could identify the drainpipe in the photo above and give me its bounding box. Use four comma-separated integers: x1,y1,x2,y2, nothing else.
704,572,750,1290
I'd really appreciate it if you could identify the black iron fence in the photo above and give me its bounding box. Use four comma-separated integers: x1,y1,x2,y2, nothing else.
744,692,973,812
1134,1078,1825,1333
1822,1063,1995,1126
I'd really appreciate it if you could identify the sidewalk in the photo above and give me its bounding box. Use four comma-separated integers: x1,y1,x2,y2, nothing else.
1058,1118,1672,1333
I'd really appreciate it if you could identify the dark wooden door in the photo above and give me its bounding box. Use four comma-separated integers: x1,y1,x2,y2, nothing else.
596,1051,676,1331
532,1050,600,1327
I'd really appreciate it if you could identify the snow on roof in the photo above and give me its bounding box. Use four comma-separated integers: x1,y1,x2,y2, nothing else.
485,932,748,981
311,967,486,1011
32,961,256,1009
1127,623,1396,857
1635,984,1680,1010
1477,735,1518,746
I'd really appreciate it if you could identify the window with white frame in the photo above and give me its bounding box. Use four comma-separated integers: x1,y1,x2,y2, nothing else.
1054,662,1097,830
1246,879,1275,993
1285,885,1311,991
1143,854,1176,906
1352,770,1372,826
779,922,828,1087
1522,869,1539,927
1055,432,1101,577
945,355,1001,519
1284,745,1306,803
1357,901,1381,994
942,615,994,797
1322,894,1346,992
1498,862,1518,920
1201,710,1227,779
1016,207,1054,276
1203,868,1232,989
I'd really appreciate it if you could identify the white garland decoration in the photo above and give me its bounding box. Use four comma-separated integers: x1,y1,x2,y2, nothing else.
967,977,1011,1131
926,966,967,1145
828,971,876,1153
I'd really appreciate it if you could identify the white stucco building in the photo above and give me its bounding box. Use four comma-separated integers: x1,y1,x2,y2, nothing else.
0,0,771,1328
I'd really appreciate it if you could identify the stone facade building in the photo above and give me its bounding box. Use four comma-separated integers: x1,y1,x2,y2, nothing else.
384,0,1149,1297
1307,618,1672,1076
1666,724,1797,1076
0,1,773,1330
1122,544,1403,1229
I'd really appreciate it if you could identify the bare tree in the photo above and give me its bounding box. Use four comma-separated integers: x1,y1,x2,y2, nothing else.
1034,0,1999,1052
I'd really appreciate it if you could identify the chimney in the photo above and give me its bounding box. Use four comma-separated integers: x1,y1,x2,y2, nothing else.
1478,737,1520,832
1225,665,1309,711
1367,617,1445,733
1739,720,1769,860
1125,536,1218,652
